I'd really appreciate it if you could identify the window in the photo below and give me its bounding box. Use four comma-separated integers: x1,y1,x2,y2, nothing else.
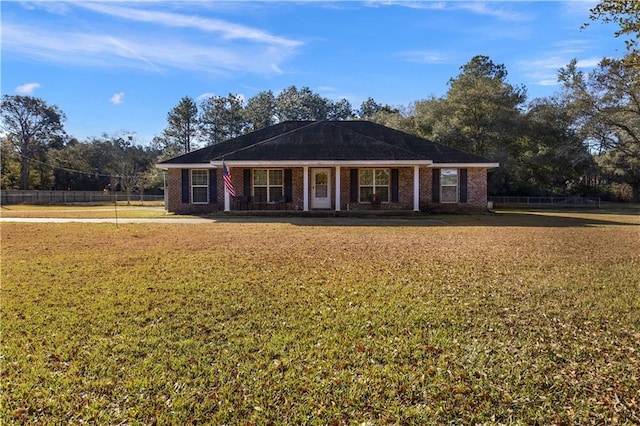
253,169,283,202
359,169,389,203
191,169,209,203
440,169,458,203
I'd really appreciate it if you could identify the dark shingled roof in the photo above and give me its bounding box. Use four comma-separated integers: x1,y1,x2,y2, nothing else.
158,121,491,164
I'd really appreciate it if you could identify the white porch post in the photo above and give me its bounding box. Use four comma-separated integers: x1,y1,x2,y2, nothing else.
413,165,420,212
224,185,231,212
303,166,309,211
335,166,341,211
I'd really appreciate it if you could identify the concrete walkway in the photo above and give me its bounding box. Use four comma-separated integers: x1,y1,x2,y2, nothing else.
0,217,215,224
0,216,447,226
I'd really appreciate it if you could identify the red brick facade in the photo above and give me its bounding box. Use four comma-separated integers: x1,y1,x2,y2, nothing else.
167,166,489,214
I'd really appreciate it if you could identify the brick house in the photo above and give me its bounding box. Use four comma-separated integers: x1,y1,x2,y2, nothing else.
156,121,498,214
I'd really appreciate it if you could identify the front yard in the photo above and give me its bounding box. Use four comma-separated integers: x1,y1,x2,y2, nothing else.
2,209,638,424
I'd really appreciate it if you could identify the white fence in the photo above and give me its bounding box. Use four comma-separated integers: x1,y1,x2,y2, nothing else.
489,196,601,208
1,190,163,205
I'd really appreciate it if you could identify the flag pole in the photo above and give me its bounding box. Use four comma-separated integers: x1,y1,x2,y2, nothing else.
222,159,236,212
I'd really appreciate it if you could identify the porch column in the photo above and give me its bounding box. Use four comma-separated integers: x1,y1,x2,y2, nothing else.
335,166,341,211
224,186,231,212
413,165,420,212
303,166,309,211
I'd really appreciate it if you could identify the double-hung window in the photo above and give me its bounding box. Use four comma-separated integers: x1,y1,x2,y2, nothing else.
440,169,458,203
359,169,389,203
253,169,283,202
191,169,209,203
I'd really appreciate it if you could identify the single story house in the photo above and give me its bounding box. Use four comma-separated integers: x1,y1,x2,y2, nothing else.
156,120,498,214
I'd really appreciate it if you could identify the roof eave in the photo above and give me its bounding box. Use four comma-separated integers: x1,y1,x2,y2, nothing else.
155,163,214,170
210,160,434,167
432,162,500,168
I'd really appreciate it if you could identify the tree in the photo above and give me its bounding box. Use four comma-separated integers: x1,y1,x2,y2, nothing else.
358,97,384,120
438,55,527,158
0,135,21,189
596,140,640,200
98,133,159,204
327,98,354,120
413,56,528,159
517,97,593,195
200,94,246,145
48,138,100,190
371,108,413,134
559,57,640,200
163,96,199,155
1,95,66,189
244,90,276,131
275,86,329,121
586,0,639,67
409,56,528,195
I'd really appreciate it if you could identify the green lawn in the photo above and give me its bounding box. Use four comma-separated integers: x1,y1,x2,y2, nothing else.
2,210,639,424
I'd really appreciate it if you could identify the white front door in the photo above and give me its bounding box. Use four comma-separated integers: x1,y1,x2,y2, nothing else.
311,168,331,209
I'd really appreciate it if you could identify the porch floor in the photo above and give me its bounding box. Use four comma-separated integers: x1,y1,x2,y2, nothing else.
218,209,424,218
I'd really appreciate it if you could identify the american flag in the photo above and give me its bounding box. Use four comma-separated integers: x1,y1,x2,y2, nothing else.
222,161,236,197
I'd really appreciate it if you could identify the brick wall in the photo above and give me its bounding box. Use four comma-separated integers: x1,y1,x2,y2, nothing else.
166,166,490,214
421,167,488,213
166,168,220,214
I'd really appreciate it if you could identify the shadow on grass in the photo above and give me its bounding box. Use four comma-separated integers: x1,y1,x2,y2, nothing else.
208,209,639,228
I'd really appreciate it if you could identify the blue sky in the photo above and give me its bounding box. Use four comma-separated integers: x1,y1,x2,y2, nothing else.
1,1,626,143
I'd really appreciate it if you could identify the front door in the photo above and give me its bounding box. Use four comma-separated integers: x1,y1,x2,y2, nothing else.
311,168,331,209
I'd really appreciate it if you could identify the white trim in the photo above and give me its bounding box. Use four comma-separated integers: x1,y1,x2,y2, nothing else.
191,169,209,204
210,160,433,167
358,168,391,203
252,169,285,203
335,166,341,212
432,163,499,168
311,168,332,209
160,161,498,169
303,166,309,211
440,168,459,204
413,166,420,212
224,186,231,212
156,163,213,169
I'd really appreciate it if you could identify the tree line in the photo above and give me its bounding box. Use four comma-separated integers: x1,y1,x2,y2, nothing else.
2,0,638,201
155,87,395,156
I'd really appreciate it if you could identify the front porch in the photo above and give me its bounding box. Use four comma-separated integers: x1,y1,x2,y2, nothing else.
221,165,422,213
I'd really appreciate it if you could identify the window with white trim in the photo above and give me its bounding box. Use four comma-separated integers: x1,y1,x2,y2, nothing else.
440,169,458,203
191,169,209,203
359,169,389,203
253,169,283,202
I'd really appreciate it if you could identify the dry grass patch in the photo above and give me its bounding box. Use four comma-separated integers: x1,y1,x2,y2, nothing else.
0,204,168,219
2,212,639,424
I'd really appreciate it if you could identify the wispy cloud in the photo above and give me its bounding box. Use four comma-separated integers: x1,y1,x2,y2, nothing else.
15,82,41,95
197,93,216,102
76,2,301,49
365,1,447,10
396,50,450,64
110,92,125,105
367,0,527,21
454,2,528,22
518,39,605,88
2,2,302,76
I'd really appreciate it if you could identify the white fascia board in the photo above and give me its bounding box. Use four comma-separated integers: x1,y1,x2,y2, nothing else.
210,160,433,168
155,163,214,170
431,162,500,168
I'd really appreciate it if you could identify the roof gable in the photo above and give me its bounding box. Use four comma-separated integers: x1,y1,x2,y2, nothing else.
158,120,492,165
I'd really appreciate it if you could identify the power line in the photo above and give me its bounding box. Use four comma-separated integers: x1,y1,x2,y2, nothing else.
10,151,136,180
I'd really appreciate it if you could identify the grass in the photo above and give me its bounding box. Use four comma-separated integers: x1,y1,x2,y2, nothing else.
0,203,169,219
1,210,639,424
